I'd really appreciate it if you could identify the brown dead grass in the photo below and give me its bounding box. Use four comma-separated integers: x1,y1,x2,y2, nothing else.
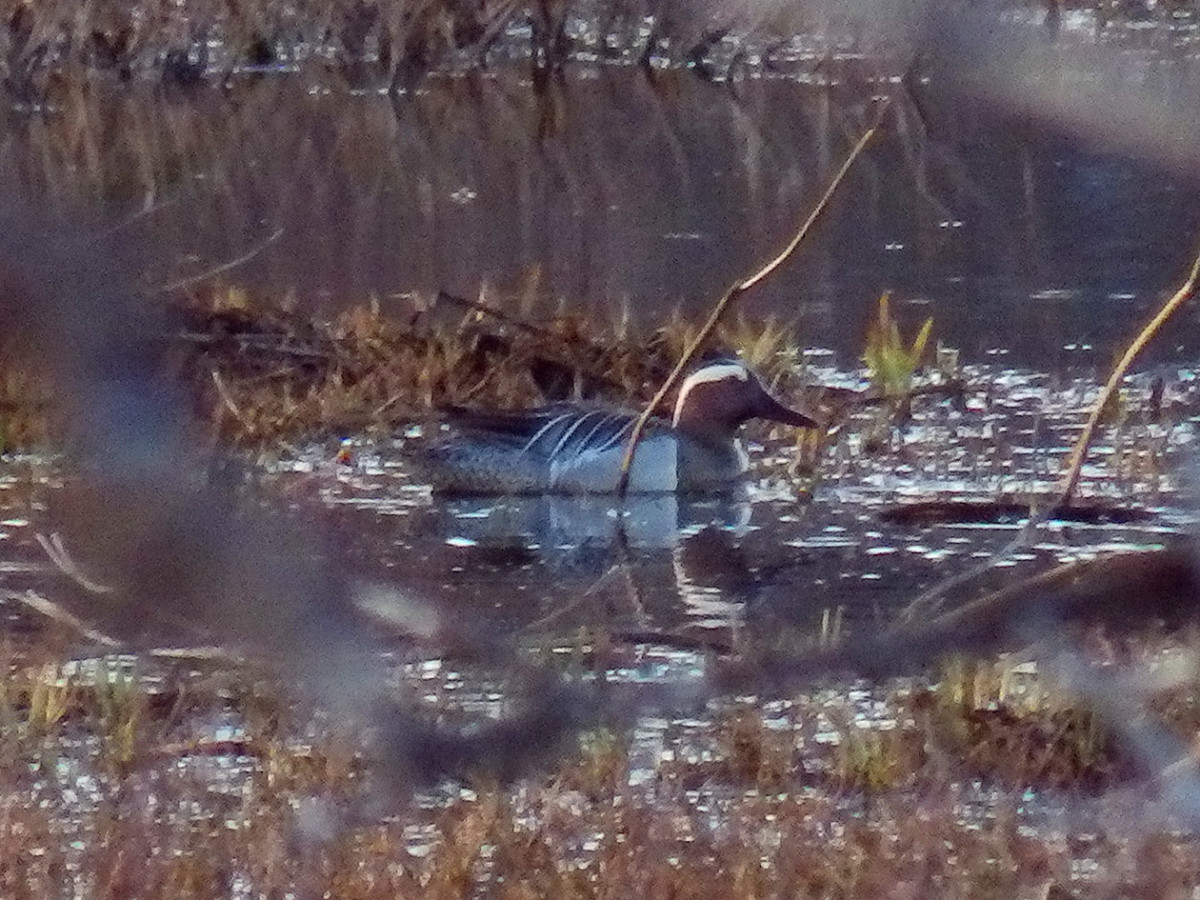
3,638,1200,899
1,285,828,452
0,345,55,451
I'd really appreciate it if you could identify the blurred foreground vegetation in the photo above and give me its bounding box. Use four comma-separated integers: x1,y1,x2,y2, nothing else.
5,629,1200,899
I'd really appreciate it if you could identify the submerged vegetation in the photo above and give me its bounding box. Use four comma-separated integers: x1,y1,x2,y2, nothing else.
0,0,862,101
1,0,1196,103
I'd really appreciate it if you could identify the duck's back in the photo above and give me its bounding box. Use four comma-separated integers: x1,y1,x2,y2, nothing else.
410,405,680,494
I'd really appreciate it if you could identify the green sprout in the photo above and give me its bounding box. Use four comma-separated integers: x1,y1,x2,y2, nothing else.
863,292,933,397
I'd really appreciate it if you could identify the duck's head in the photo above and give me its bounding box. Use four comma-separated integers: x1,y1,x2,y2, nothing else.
671,356,818,443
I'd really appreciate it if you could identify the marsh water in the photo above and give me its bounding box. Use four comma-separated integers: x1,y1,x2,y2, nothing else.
5,19,1200,643
6,19,1200,890
7,355,1194,652
300,361,1200,645
6,26,1200,370
2,349,1199,879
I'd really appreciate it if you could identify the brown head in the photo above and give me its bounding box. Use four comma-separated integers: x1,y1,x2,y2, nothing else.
670,357,818,446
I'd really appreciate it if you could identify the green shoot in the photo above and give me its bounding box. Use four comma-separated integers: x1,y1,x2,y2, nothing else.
863,292,933,397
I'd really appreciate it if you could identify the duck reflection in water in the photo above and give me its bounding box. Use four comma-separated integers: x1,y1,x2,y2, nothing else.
442,493,749,557
438,493,761,632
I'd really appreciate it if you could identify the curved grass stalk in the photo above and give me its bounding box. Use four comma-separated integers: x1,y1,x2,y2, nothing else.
615,97,892,496
1058,239,1200,504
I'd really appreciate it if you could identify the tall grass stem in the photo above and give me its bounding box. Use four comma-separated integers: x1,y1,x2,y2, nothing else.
615,97,892,496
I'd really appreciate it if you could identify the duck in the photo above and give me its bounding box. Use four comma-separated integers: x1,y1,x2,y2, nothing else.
408,355,820,494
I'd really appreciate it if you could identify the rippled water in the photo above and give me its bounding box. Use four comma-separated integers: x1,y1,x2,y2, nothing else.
5,45,1200,369
251,358,1200,649
1,354,1194,653
2,349,1198,881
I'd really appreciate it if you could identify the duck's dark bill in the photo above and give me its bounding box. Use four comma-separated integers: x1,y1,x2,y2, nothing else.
755,393,819,428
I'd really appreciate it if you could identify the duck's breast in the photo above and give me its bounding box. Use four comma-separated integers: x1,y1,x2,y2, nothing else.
674,438,749,491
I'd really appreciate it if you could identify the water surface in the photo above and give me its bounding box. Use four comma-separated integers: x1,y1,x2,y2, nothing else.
4,57,1200,368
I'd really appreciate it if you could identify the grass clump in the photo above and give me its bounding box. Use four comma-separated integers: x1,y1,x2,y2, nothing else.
22,664,75,739
176,287,672,448
860,291,934,449
863,292,932,399
712,706,795,790
0,284,830,454
558,727,629,798
0,352,55,452
0,637,1199,898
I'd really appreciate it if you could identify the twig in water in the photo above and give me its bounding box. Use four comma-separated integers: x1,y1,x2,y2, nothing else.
615,98,891,496
1058,238,1200,504
159,227,285,293
147,646,239,661
87,196,181,243
901,238,1200,622
524,520,645,634
210,369,253,430
36,532,115,596
11,588,122,647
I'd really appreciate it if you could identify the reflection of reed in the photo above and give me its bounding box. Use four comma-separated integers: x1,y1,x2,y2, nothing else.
0,72,900,328
0,0,852,94
7,62,1193,366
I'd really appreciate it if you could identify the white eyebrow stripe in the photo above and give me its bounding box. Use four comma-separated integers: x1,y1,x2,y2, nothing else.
673,362,749,424
683,363,749,388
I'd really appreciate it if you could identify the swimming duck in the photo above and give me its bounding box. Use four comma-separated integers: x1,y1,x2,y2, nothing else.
409,356,819,493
